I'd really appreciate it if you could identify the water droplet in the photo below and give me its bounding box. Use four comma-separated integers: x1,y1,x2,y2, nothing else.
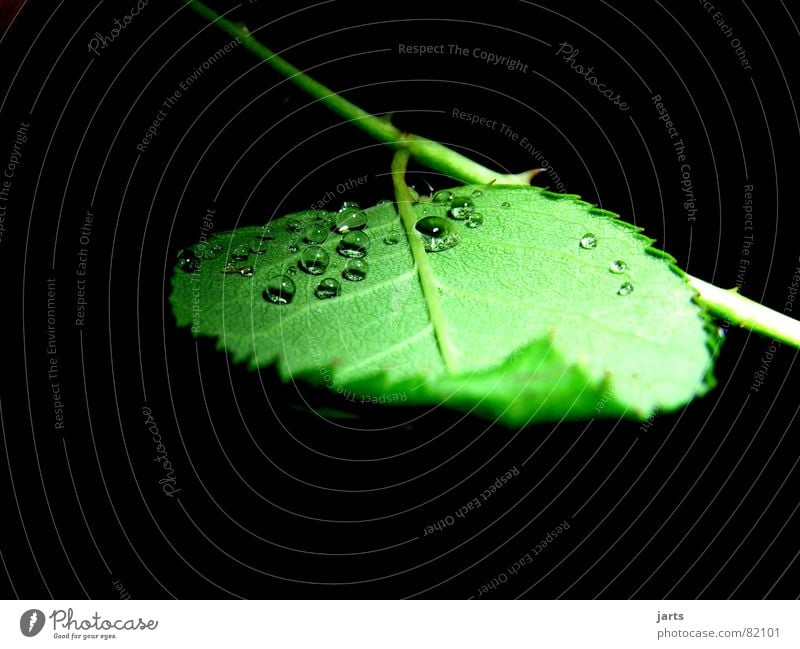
579,234,597,249
287,240,300,254
198,242,223,259
334,208,367,234
432,190,454,204
250,241,269,255
303,223,328,245
449,196,475,221
221,262,237,274
609,260,628,274
287,266,298,275
617,282,634,296
339,201,360,212
342,258,368,281
471,189,483,197
337,231,370,258
315,278,341,299
377,199,394,207
383,233,400,245
415,216,461,252
178,249,201,273
299,246,330,275
256,226,275,241
231,244,249,261
501,201,511,208
466,213,484,229
286,219,303,233
239,266,255,278
264,275,296,304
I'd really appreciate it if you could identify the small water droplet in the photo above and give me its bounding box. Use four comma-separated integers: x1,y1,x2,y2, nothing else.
250,241,269,255
315,278,341,299
256,226,275,241
579,234,597,249
299,246,330,275
383,233,400,245
471,189,483,197
264,275,296,304
198,242,223,259
303,223,328,245
337,231,370,258
334,208,367,234
339,201,360,212
432,190,453,204
609,260,628,273
287,240,300,254
415,216,461,252
239,266,254,278
221,262,237,274
466,213,484,229
287,266,298,275
178,249,201,273
342,258,368,281
286,219,303,233
449,196,475,221
377,199,394,207
617,282,634,296
231,244,249,261
501,201,511,208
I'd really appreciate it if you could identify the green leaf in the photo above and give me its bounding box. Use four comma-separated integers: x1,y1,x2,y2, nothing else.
170,185,721,425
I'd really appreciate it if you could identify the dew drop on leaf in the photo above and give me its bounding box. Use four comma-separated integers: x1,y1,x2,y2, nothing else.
299,246,330,275
264,275,296,304
432,190,453,204
342,258,368,281
377,199,394,207
415,216,461,252
337,231,370,258
383,233,400,245
617,282,634,296
449,196,475,221
472,189,483,197
287,240,300,254
466,213,484,229
303,223,328,245
609,260,628,274
239,266,255,278
501,201,511,208
178,249,201,273
579,234,598,250
334,208,367,234
315,277,341,299
286,219,303,233
250,242,269,256
231,244,249,261
199,242,223,259
256,226,275,241
339,201,360,212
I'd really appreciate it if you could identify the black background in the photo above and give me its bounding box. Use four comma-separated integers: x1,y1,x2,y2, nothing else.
1,0,799,599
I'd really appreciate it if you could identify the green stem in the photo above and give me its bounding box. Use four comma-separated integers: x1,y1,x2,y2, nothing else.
184,0,535,185
687,276,800,347
392,150,460,372
185,0,800,350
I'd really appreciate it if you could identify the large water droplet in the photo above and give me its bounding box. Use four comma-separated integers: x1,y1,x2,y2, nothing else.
449,196,475,221
178,249,201,273
609,260,628,274
303,223,328,245
299,246,330,275
579,234,597,249
466,213,484,229
231,244,249,261
415,216,461,252
337,231,370,258
315,278,341,299
334,208,367,234
286,219,303,233
432,190,454,204
617,282,634,296
264,275,296,304
342,258,368,281
339,201,360,212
